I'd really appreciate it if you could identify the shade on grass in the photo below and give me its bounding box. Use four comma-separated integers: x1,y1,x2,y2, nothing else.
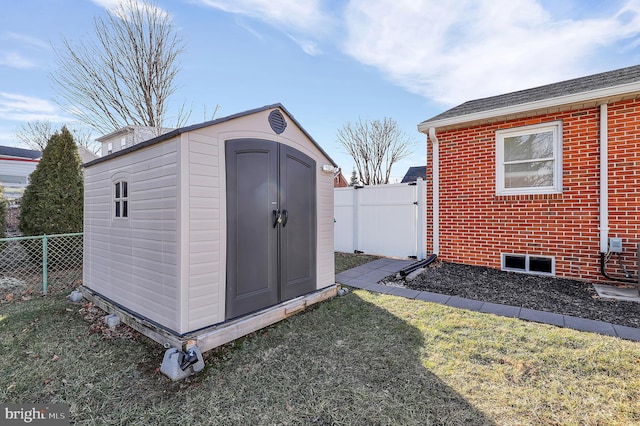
1,286,639,425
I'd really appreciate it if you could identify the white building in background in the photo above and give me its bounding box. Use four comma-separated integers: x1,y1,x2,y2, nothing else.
0,146,41,201
96,125,174,157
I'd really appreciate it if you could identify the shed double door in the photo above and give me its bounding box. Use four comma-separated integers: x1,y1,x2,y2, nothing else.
225,139,316,320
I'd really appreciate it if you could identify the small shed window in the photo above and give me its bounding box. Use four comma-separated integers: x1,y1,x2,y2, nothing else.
496,121,562,195
114,181,128,218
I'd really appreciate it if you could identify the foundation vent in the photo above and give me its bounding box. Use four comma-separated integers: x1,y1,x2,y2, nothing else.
502,253,554,276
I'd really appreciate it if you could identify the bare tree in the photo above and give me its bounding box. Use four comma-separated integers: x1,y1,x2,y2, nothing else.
51,0,186,136
337,117,414,185
15,120,53,151
15,120,100,153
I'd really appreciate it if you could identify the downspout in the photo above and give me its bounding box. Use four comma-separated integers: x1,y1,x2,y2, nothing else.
599,103,609,253
598,102,637,283
428,128,439,255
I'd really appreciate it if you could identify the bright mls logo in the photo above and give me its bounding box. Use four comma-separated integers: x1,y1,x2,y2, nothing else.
1,404,69,425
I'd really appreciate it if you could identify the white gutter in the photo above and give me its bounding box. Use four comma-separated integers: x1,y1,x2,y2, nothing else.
428,127,439,255
599,103,609,253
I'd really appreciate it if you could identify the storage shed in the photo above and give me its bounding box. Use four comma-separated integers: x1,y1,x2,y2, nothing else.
81,104,338,358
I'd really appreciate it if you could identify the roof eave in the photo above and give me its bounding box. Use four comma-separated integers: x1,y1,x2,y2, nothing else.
95,126,135,142
84,104,338,168
418,81,640,133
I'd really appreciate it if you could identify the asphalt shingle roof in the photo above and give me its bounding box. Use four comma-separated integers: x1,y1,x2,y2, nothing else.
0,145,41,160
420,64,640,126
400,166,426,183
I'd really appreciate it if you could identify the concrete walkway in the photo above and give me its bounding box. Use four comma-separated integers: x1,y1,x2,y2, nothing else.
335,258,640,342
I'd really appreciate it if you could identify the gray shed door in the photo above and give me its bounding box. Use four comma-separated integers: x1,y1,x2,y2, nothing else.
225,139,316,320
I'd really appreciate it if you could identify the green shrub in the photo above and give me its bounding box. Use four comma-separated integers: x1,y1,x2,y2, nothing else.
19,126,83,236
19,127,83,266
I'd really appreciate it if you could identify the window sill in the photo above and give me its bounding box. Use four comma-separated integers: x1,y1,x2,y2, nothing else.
495,192,563,201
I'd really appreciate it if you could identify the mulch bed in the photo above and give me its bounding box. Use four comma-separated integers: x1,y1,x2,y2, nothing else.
392,260,640,329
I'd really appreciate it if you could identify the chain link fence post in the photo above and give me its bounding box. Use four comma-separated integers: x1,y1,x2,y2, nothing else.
42,234,48,295
0,233,82,298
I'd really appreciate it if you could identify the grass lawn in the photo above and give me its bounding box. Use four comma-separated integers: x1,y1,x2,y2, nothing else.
0,254,638,424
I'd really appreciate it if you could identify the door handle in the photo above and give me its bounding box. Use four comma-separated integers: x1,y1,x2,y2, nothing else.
282,209,288,227
273,209,282,228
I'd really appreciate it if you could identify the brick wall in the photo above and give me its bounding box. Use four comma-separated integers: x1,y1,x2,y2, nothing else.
426,98,640,283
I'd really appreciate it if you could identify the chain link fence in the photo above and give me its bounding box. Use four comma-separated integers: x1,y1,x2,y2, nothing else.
0,233,83,299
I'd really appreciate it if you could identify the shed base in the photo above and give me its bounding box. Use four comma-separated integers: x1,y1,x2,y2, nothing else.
79,284,338,353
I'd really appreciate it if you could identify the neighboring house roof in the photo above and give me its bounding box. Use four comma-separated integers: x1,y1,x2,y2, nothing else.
419,64,640,132
85,103,338,168
0,146,42,161
77,146,100,164
401,166,426,183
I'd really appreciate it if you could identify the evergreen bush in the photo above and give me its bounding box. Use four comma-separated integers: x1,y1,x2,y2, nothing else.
19,127,83,266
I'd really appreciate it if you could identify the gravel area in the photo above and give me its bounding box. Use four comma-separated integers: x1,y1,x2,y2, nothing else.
394,260,640,329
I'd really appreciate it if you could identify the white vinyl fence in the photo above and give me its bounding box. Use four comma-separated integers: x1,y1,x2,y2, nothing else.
334,179,426,259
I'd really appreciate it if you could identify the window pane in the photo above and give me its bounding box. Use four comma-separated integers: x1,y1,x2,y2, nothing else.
530,257,553,274
123,200,128,217
122,181,128,198
0,175,28,185
505,160,554,188
504,255,526,270
115,201,121,217
115,182,120,199
504,131,553,162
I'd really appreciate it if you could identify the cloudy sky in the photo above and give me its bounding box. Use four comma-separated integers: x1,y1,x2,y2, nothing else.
1,0,640,179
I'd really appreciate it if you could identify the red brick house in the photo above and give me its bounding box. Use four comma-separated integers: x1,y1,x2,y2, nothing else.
334,170,348,188
418,65,640,284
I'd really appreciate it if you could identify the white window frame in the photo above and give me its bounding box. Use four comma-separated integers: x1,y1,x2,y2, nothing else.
496,121,562,195
113,179,129,219
501,253,555,276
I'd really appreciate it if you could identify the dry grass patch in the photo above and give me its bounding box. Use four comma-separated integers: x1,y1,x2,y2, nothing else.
1,272,639,424
335,251,380,273
364,291,640,425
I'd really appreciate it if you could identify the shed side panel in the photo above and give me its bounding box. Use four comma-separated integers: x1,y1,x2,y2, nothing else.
316,165,336,288
186,130,223,330
83,140,180,332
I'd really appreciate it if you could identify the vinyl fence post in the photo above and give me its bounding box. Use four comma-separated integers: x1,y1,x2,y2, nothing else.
42,234,48,295
416,178,427,260
352,186,359,253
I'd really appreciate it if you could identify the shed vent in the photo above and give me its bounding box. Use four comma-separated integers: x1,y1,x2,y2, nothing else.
268,109,287,134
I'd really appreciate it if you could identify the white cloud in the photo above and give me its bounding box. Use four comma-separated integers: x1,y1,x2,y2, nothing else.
194,0,333,54
90,0,171,20
287,34,321,55
0,93,70,122
0,52,36,69
5,32,49,50
343,0,640,105
90,0,121,9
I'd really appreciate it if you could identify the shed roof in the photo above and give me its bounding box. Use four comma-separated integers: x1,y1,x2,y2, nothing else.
85,104,337,168
0,145,42,160
418,64,640,132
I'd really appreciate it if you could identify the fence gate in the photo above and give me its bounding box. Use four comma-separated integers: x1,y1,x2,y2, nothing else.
334,180,426,259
